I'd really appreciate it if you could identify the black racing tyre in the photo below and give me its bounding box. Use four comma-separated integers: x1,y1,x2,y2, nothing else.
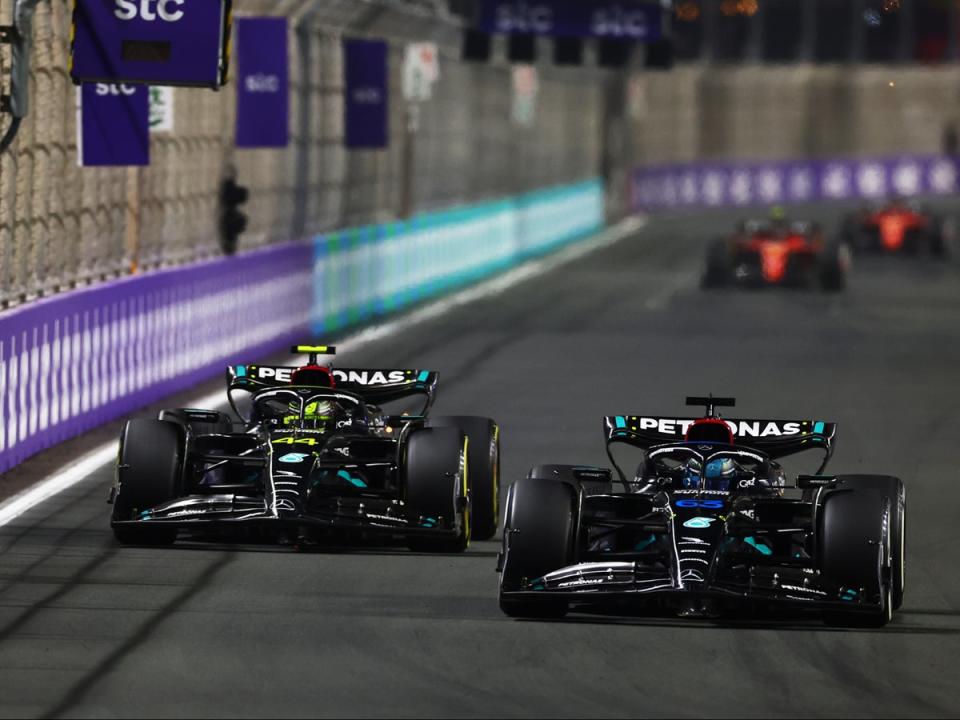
499,477,577,619
404,427,470,554
902,228,922,256
819,476,904,627
112,419,182,546
835,475,906,611
428,416,500,541
819,241,848,292
701,239,730,289
928,224,947,258
839,214,858,247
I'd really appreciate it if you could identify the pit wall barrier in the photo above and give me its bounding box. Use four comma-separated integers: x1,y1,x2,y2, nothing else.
0,179,604,474
632,154,960,213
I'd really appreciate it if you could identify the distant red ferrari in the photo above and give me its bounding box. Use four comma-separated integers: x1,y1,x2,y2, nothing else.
702,214,848,292
842,200,947,256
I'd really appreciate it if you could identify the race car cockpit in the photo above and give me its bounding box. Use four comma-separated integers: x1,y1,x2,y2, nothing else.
635,445,783,494
251,388,369,433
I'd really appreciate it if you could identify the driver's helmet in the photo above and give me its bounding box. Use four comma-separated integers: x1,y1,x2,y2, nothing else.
769,205,789,232
285,399,340,431
681,458,703,489
705,457,736,491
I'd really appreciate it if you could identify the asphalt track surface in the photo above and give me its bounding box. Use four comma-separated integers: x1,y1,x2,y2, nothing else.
1,203,959,718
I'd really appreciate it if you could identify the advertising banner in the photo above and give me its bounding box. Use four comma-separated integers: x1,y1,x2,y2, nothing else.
70,0,231,88
631,155,960,212
235,17,289,148
511,66,539,127
149,86,175,133
402,43,440,102
78,83,150,167
344,38,389,150
478,0,663,41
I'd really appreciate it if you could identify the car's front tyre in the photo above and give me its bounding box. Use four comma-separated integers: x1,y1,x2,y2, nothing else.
112,419,182,546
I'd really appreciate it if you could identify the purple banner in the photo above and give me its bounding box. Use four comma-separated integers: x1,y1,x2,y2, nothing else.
632,155,960,213
71,0,230,88
79,83,150,167
235,18,289,149
344,38,389,150
0,242,312,474
478,0,663,40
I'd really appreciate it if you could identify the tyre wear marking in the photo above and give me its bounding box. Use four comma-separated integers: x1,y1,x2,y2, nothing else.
491,424,501,528
461,436,471,545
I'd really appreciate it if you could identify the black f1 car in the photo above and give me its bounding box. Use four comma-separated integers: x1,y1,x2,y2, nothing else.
110,346,500,551
702,216,848,291
498,397,905,627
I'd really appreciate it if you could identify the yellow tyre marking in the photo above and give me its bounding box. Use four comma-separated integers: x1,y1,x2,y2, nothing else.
462,436,471,545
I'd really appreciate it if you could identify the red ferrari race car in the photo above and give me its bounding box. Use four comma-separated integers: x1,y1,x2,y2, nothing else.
841,199,948,257
702,214,849,292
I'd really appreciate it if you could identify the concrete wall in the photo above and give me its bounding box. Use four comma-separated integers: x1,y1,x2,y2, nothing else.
0,0,613,306
630,64,960,165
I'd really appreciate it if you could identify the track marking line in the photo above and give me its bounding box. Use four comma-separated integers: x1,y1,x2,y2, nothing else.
0,216,646,528
644,270,699,311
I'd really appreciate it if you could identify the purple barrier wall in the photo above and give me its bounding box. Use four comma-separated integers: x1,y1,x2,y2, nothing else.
632,154,960,212
0,242,313,474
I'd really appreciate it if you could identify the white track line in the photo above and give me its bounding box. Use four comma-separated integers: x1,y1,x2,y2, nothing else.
0,216,646,528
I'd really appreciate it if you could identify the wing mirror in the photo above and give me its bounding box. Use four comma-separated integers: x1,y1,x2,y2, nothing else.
796,475,839,489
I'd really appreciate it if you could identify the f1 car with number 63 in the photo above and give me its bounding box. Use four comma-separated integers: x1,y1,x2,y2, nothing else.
110,346,500,551
498,396,905,627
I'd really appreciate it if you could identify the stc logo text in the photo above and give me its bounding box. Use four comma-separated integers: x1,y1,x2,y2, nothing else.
114,0,185,22
95,84,138,96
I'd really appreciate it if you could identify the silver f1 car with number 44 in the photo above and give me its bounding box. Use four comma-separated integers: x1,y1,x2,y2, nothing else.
110,346,500,551
498,397,905,627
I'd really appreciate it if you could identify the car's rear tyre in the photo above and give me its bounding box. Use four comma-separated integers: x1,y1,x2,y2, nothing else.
928,224,947,258
819,476,904,627
499,476,577,619
404,427,470,554
902,228,923,256
819,241,848,292
112,419,182,546
701,239,730,289
428,416,500,541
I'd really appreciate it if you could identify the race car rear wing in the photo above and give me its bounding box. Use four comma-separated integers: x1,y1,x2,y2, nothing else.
227,364,438,410
604,415,836,473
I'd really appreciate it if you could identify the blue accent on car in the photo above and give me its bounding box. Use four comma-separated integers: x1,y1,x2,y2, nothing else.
279,453,310,464
683,517,717,529
813,421,825,435
841,588,859,602
417,371,431,382
236,365,247,378
744,536,773,556
421,516,438,528
634,534,658,552
615,416,626,429
338,470,367,488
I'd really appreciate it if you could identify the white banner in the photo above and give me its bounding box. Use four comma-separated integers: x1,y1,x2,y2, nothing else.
149,87,175,133
402,43,440,102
